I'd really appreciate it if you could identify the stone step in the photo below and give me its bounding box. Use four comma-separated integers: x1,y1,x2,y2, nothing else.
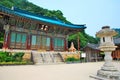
32,52,64,64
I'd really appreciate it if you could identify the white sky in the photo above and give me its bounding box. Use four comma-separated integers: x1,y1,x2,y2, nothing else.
28,0,120,37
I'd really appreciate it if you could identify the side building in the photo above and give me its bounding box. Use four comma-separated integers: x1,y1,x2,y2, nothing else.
83,37,120,62
83,43,103,62
0,5,86,51
112,37,120,60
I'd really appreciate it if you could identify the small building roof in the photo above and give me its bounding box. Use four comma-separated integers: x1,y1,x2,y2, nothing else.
114,37,120,45
85,43,99,50
83,37,120,50
0,5,86,29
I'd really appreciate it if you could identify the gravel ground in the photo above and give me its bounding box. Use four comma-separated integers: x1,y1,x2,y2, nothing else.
0,61,120,80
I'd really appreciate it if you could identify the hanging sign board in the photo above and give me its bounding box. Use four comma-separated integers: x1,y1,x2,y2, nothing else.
81,53,86,58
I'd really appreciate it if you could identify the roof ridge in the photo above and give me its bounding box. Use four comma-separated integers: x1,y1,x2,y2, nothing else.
0,5,13,14
0,5,86,29
12,6,62,22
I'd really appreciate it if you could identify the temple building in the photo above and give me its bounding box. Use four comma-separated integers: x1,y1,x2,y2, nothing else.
0,5,86,51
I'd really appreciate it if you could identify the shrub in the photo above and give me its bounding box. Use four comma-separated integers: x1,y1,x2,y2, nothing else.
0,42,3,48
5,57,13,62
12,52,24,62
0,61,33,65
0,51,25,62
0,51,33,65
0,51,10,62
65,57,80,62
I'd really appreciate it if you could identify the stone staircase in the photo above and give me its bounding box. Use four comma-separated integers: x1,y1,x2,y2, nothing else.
54,53,64,63
32,52,44,64
32,51,64,64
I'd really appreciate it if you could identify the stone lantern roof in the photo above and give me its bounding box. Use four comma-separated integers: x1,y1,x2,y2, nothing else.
96,26,117,37
96,26,118,51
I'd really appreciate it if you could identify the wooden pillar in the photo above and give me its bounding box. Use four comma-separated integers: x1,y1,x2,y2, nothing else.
50,37,54,51
3,24,10,49
118,50,120,59
3,31,10,49
2,31,6,49
64,38,68,51
77,33,80,51
26,34,31,50
26,21,32,50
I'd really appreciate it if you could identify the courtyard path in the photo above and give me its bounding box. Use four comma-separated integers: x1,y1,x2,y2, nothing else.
0,61,120,80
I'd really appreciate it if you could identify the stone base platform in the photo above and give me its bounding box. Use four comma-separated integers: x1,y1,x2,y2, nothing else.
90,74,109,80
90,70,120,80
97,69,120,80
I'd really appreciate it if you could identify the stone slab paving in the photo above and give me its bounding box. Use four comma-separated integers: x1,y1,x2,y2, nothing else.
0,61,119,80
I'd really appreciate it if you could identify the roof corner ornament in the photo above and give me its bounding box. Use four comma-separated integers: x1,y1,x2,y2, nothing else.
11,6,14,10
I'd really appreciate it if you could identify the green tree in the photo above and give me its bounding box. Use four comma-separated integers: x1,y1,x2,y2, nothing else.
114,28,120,37
68,31,98,49
0,0,13,8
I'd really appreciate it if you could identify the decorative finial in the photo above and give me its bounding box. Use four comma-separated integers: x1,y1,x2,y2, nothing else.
69,42,76,52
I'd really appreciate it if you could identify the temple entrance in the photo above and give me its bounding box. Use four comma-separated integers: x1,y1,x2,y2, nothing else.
31,35,50,51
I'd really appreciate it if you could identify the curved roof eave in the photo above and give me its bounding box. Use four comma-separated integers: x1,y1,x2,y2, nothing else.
0,5,86,29
14,11,86,29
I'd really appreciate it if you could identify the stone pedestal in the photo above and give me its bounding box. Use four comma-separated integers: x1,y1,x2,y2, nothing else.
97,51,120,80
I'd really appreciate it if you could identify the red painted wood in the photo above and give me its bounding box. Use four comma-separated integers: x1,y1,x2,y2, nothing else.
77,35,80,51
26,35,31,50
50,38,54,51
64,39,68,51
3,32,10,49
3,32,7,49
7,32,10,48
112,49,120,59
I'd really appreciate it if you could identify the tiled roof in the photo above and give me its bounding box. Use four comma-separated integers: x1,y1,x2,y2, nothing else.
114,37,120,44
0,5,86,29
84,37,120,50
86,43,99,50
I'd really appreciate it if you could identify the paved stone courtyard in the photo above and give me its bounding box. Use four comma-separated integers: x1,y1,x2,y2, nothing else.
0,61,120,80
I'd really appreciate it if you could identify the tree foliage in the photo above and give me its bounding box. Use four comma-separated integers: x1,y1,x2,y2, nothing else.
0,51,24,62
113,28,120,37
68,31,98,48
0,0,70,24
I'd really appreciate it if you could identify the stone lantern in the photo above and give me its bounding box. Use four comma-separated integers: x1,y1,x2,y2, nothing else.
96,26,120,80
